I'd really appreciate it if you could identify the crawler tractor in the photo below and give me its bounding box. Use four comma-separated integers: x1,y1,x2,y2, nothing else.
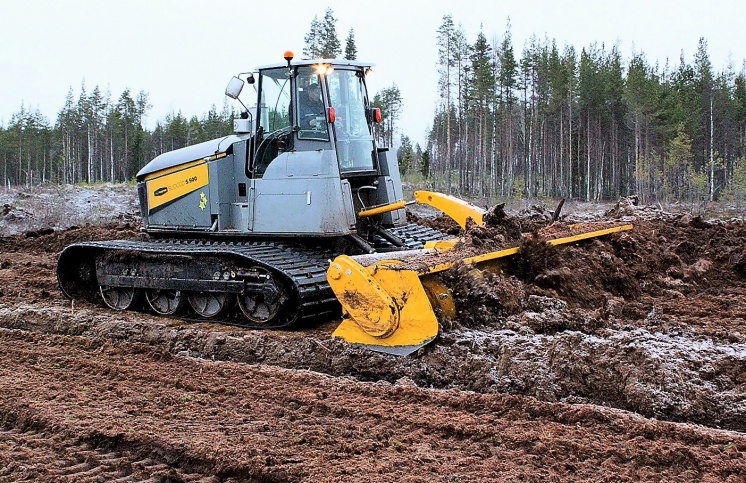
58,53,632,355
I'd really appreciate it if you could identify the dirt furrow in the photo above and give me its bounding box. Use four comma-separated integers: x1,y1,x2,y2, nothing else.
0,423,216,482
1,297,744,432
0,202,746,480
0,328,744,482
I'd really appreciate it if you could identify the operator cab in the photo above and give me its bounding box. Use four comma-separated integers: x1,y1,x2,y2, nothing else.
227,54,382,180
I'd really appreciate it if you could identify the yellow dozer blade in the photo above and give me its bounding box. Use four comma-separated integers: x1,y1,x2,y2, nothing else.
328,191,633,355
328,257,440,356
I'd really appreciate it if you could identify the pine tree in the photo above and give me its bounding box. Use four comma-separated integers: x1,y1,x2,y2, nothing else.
397,135,414,175
303,9,342,59
164,112,188,152
116,89,138,179
436,14,457,192
303,15,323,59
133,90,151,172
372,85,403,147
83,86,105,183
344,29,357,60
664,126,695,202
468,30,495,196
735,69,746,159
319,8,342,58
694,37,715,199
625,52,661,200
603,44,626,198
497,19,518,197
56,88,79,184
577,44,602,200
421,149,430,179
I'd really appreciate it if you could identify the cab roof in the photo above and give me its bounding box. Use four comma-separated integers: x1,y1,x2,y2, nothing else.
256,58,374,71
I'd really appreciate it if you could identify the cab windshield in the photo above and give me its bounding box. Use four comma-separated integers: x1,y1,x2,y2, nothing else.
326,69,375,173
253,67,292,176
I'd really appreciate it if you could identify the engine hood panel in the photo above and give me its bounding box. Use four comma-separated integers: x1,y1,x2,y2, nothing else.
136,135,242,181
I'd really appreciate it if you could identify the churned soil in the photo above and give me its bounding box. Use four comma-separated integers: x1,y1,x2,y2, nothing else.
0,194,745,481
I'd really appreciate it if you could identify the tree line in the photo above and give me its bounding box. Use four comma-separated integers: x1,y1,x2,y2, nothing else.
0,85,235,187
6,9,746,209
420,15,746,204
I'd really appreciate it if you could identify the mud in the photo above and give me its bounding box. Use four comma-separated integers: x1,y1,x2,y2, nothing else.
2,328,744,482
0,195,745,480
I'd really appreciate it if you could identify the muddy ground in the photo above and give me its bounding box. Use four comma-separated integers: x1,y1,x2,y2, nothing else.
0,189,745,481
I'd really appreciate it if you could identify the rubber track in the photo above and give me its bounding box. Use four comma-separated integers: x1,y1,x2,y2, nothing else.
61,238,337,330
390,223,451,248
58,223,447,330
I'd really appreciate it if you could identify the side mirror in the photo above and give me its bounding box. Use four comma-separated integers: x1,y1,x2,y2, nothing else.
225,76,244,99
247,74,255,85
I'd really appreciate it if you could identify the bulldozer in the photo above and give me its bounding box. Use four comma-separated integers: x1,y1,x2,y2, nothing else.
57,53,632,355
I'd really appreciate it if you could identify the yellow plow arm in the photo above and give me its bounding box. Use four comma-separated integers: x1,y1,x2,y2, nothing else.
413,191,485,228
328,223,633,355
355,191,485,228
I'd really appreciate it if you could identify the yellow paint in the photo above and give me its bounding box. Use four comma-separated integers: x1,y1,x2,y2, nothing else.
415,224,635,276
423,239,458,251
421,276,455,318
141,159,205,182
328,256,439,352
328,255,400,338
146,162,209,212
357,200,407,218
545,224,634,246
414,190,485,228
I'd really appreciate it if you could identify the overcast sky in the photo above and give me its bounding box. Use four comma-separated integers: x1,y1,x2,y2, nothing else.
2,0,744,147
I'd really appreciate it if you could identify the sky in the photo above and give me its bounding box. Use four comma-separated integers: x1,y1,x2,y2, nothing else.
2,0,745,147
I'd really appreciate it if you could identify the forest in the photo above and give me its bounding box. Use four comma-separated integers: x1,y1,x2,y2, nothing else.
0,87,236,187
2,9,746,206
422,16,746,205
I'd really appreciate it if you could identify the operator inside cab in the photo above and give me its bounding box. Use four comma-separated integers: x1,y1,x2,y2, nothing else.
298,79,325,130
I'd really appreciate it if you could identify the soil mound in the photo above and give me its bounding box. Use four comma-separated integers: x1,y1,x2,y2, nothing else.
0,223,143,254
0,190,745,480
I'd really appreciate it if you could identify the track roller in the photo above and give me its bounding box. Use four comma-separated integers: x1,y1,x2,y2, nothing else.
146,289,188,315
187,292,235,318
99,286,142,311
237,268,288,325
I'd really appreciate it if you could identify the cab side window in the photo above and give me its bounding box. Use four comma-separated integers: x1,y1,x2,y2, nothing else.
296,67,330,141
253,68,293,176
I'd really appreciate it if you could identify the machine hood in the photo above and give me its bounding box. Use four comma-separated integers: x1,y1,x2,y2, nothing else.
136,135,241,181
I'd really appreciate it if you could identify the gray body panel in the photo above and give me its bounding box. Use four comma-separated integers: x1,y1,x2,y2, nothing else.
141,139,356,236
245,150,354,235
148,189,212,228
375,149,406,226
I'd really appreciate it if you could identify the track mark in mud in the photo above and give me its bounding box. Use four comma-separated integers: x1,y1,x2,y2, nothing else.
0,327,745,481
1,288,745,434
0,423,216,482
